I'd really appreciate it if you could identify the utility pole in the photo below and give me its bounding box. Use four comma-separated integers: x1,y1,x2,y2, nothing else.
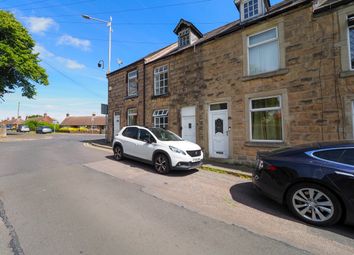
17,102,20,119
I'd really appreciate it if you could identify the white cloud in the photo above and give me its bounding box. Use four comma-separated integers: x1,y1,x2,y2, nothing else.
57,35,91,51
56,57,86,70
33,44,54,58
24,16,58,35
33,44,85,70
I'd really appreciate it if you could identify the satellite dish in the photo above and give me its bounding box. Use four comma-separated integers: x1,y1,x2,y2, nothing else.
117,59,123,66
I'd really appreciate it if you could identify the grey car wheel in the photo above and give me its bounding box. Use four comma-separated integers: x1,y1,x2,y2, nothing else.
154,154,170,174
286,183,342,226
113,145,123,161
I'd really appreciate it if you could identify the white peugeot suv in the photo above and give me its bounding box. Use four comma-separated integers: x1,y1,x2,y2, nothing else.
112,126,203,174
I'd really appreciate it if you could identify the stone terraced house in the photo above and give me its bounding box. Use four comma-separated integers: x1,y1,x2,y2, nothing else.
107,0,354,164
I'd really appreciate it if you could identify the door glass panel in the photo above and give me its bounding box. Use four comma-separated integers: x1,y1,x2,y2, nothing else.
215,118,223,134
210,103,227,111
138,129,154,142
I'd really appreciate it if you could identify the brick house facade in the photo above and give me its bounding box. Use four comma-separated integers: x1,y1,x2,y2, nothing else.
107,0,354,164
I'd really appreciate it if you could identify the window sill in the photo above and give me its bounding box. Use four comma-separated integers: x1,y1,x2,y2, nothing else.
242,69,289,81
340,70,354,78
151,93,170,100
244,141,286,148
124,95,139,100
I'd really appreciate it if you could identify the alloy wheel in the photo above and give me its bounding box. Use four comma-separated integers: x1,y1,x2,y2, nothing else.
114,146,123,160
154,154,170,174
292,188,334,222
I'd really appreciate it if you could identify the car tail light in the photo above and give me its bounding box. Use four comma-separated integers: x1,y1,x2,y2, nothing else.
266,164,278,172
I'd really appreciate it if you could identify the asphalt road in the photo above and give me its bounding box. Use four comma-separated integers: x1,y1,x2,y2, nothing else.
0,134,346,254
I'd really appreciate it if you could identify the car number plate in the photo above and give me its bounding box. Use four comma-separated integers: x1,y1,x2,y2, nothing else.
192,158,201,162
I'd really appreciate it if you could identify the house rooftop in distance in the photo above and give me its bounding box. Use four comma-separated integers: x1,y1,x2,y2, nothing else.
61,114,106,127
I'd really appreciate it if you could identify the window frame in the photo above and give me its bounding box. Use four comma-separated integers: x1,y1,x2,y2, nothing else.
127,108,137,126
153,65,169,96
178,28,190,47
153,109,169,129
247,27,280,76
348,15,354,71
242,0,260,21
249,95,284,142
127,70,138,97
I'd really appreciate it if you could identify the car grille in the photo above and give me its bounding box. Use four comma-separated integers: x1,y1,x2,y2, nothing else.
187,150,201,157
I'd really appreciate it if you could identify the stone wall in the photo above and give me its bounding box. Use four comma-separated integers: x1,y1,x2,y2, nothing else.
108,2,354,164
0,125,6,138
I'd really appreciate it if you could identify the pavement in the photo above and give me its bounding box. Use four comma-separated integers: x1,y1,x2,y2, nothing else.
0,134,353,255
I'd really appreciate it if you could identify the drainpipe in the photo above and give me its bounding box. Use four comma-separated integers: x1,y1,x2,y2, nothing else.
143,62,146,127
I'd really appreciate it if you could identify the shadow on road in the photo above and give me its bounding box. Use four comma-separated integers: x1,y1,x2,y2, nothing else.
230,182,354,238
105,155,198,177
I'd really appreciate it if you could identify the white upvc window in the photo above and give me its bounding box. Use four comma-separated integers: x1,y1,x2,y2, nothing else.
247,27,279,75
348,14,354,70
178,28,190,47
153,109,168,129
243,0,259,20
127,108,137,126
127,70,138,96
154,65,168,96
249,96,283,142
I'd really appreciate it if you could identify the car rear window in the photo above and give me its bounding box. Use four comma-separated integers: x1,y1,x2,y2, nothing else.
122,127,138,139
313,149,354,166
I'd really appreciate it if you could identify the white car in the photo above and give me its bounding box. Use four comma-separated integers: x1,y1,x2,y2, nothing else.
112,126,203,174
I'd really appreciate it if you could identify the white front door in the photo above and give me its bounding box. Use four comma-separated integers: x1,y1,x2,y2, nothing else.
114,112,120,138
208,103,229,158
181,106,196,143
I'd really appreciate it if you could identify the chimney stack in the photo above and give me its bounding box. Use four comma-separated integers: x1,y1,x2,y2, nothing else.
44,113,47,117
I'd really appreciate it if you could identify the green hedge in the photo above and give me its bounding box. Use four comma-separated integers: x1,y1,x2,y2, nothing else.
24,120,60,131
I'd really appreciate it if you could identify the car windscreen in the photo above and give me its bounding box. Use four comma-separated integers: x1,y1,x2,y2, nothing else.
149,128,182,141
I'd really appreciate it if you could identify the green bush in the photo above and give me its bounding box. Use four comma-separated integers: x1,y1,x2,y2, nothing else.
24,120,59,131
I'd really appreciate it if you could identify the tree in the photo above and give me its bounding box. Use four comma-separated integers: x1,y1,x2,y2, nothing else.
0,10,48,100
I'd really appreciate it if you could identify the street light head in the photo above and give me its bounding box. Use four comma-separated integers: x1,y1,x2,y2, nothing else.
82,14,91,20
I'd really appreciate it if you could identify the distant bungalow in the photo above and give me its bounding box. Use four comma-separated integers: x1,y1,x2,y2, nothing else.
61,114,107,133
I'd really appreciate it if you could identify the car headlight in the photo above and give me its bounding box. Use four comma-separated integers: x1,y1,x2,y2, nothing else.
169,146,186,155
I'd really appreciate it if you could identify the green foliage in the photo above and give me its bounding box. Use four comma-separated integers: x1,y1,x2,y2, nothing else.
26,114,42,118
0,10,49,99
24,120,59,131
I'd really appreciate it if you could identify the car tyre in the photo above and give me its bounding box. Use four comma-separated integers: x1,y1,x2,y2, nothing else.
286,183,342,226
113,145,124,161
154,153,170,174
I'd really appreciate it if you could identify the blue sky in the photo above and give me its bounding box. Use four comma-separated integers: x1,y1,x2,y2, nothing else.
0,0,281,122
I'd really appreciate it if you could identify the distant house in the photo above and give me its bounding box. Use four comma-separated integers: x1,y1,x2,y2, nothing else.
26,113,56,124
61,114,107,133
0,117,24,129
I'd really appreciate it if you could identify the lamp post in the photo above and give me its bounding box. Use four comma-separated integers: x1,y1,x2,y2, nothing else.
82,15,112,73
82,14,112,142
